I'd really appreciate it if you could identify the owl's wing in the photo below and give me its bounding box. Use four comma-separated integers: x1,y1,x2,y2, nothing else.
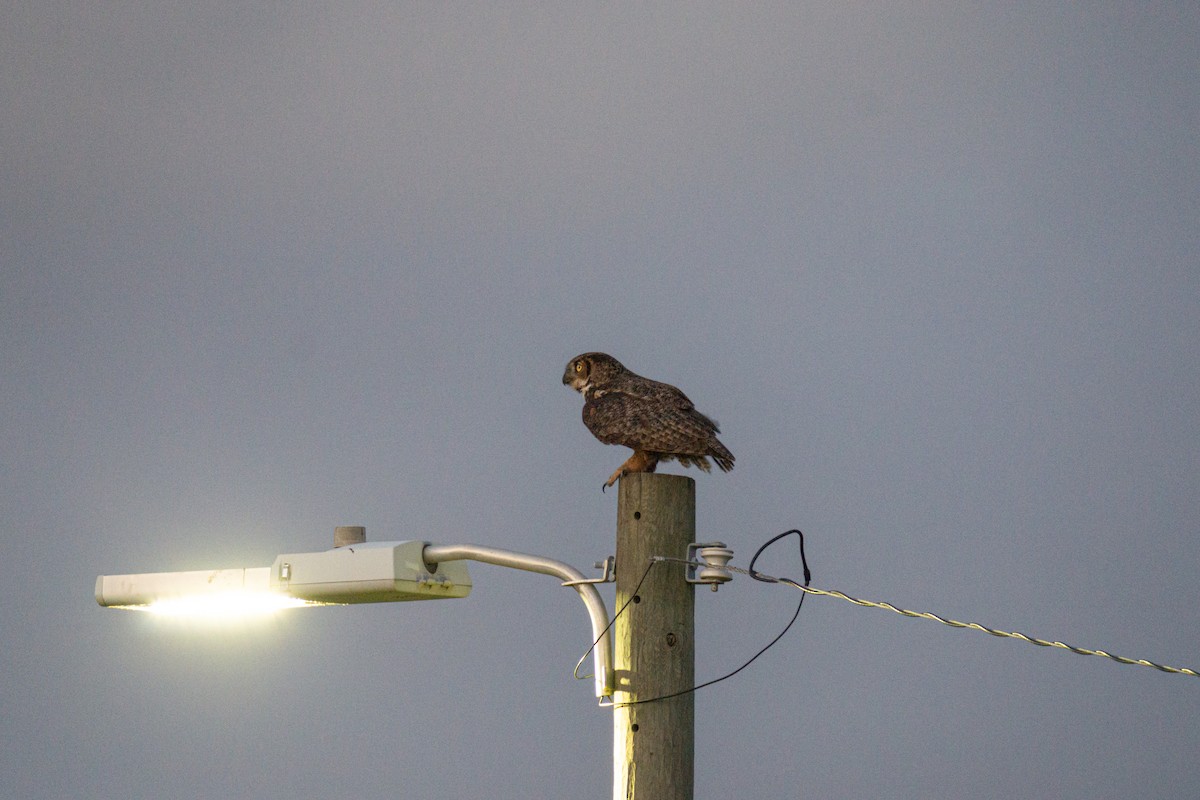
584,389,717,454
627,378,696,411
625,379,722,433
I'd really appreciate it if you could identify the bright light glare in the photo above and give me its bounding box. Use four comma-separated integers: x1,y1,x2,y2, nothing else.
122,591,328,618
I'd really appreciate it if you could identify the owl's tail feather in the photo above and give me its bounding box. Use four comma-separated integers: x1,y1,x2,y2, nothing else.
668,445,734,474
709,441,735,472
674,454,712,472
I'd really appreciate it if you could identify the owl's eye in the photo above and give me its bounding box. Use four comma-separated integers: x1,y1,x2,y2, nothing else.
575,361,584,373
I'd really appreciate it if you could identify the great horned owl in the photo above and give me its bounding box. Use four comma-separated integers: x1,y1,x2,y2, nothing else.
562,352,735,490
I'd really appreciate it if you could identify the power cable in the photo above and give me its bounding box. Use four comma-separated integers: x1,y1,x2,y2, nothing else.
583,529,813,707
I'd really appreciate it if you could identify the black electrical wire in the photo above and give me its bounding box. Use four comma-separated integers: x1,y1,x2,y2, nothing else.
747,528,812,587
588,529,812,707
573,558,656,683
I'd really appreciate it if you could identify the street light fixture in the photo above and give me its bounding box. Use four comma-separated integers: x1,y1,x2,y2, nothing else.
95,530,614,699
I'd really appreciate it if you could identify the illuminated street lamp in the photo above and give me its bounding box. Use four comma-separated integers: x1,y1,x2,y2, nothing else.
98,475,699,800
96,528,614,699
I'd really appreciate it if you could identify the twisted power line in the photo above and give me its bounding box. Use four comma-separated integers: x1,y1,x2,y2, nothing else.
724,561,1199,679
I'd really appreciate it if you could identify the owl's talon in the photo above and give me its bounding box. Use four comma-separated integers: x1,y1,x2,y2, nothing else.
602,466,625,493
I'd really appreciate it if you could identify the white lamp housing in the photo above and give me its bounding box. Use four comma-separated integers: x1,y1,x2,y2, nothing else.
271,540,471,603
95,540,471,610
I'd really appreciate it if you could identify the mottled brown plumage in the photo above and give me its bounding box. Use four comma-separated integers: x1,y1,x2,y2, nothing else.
562,352,735,490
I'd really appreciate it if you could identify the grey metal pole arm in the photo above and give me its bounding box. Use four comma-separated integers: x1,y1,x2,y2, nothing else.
421,543,614,700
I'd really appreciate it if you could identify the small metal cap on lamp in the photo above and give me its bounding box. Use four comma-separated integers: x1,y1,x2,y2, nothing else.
334,525,366,548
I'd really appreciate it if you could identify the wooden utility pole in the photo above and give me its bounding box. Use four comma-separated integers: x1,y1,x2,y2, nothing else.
613,473,695,800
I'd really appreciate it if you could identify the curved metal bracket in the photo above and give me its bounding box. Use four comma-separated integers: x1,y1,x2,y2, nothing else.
421,543,614,700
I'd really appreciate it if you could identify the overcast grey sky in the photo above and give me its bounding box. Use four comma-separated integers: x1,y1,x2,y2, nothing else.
3,3,1199,798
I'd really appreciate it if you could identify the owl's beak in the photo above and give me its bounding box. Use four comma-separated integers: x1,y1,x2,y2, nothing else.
563,370,585,392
